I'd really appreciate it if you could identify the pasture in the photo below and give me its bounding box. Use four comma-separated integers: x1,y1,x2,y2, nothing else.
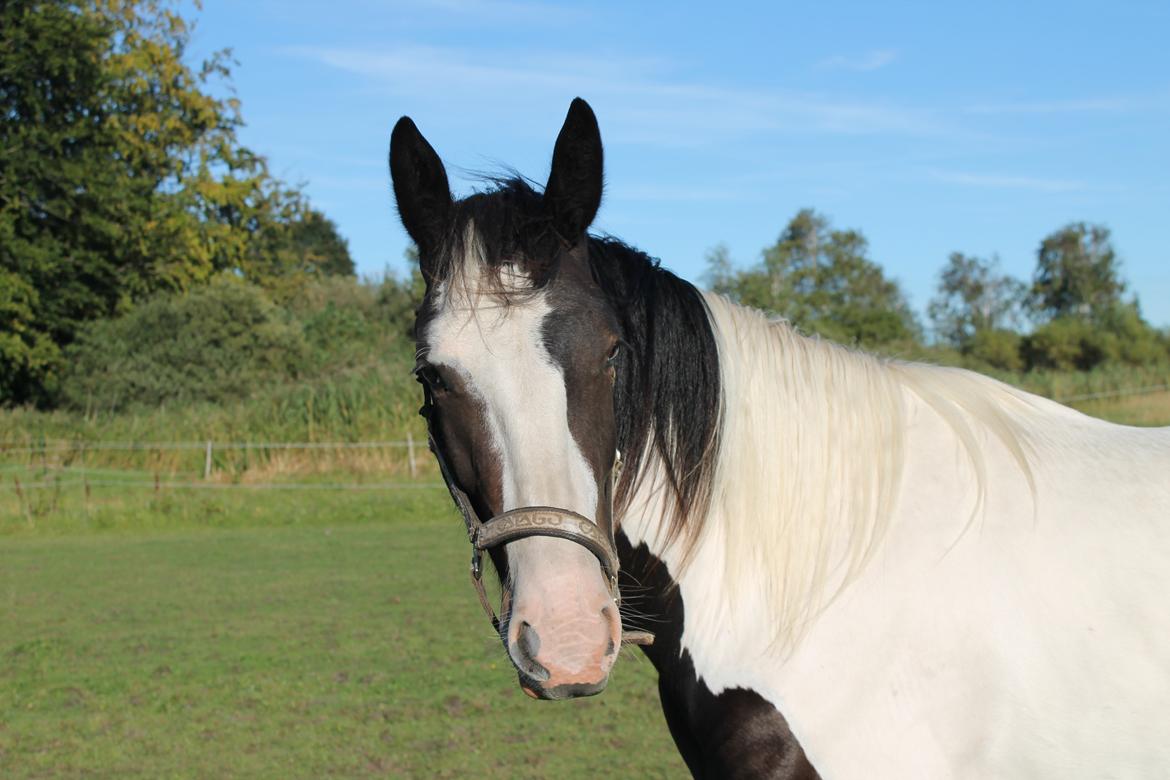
1,391,1166,778
0,482,686,778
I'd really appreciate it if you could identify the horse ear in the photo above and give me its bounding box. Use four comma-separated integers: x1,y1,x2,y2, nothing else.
544,98,603,244
390,117,452,257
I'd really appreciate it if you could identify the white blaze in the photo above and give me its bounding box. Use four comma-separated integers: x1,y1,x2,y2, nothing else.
422,262,602,595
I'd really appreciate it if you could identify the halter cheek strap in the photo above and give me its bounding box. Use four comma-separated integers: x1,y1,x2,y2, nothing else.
421,393,653,647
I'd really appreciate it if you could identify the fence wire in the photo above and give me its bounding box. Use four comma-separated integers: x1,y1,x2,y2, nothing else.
3,383,1167,493
8,478,445,491
0,439,417,456
1052,384,1170,404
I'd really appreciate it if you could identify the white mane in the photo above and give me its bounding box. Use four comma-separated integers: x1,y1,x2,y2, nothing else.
633,294,1042,654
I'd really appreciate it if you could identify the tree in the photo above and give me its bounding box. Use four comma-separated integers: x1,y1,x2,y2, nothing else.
246,204,355,299
928,252,1025,348
0,0,349,404
1030,223,1125,321
706,209,920,347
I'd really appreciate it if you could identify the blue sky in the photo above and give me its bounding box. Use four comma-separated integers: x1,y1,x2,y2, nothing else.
187,0,1169,326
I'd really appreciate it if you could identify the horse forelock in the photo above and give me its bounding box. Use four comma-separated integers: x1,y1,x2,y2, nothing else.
419,177,561,299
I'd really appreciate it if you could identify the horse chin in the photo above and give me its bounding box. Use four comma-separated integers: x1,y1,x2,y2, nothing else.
518,674,609,701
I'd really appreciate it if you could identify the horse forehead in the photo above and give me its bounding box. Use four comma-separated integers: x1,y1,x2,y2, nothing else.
424,287,556,375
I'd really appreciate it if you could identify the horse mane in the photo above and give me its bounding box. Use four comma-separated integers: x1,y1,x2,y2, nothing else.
697,295,1039,654
587,237,722,553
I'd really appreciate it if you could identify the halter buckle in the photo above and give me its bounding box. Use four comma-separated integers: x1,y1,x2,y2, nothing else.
470,547,483,581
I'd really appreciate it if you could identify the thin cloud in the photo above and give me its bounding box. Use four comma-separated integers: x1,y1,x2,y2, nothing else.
288,44,942,141
816,49,898,72
929,169,1085,193
964,96,1139,115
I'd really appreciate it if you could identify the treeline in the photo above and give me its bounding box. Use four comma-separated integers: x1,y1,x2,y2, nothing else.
708,210,1169,374
5,3,1166,421
1,0,353,406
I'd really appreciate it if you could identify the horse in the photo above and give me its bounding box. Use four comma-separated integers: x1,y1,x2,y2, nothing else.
388,98,1170,778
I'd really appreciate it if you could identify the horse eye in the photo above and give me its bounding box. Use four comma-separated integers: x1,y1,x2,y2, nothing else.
605,343,620,365
415,365,448,393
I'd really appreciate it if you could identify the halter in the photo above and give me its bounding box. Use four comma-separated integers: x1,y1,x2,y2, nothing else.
420,387,654,647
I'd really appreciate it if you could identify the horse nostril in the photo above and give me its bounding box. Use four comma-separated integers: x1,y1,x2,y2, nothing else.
514,622,550,682
518,621,541,659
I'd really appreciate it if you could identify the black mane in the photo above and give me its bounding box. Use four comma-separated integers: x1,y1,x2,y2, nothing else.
587,236,722,548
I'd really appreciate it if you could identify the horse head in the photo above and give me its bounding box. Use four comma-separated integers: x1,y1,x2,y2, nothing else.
390,99,626,699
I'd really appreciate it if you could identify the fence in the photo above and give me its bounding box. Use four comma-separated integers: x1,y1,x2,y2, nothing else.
0,435,442,493
1051,383,1170,404
0,435,427,478
3,383,1168,494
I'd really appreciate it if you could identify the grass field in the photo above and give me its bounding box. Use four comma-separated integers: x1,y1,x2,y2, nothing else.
0,483,688,778
1070,389,1170,427
1,391,1167,779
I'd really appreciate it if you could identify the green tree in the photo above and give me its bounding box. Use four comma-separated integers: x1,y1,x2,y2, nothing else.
0,0,349,404
928,252,1025,348
246,204,355,300
1030,223,1125,320
706,209,920,347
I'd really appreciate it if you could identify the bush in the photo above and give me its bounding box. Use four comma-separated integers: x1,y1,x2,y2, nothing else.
1022,304,1168,372
1095,303,1166,367
966,329,1024,372
1023,317,1108,371
60,279,308,412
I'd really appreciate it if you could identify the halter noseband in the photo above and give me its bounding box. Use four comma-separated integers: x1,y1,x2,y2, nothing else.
422,393,653,647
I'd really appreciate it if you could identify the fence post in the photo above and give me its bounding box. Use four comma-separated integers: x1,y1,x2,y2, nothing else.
204,440,213,480
407,432,417,479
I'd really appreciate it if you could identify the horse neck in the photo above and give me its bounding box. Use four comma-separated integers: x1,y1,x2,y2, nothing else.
622,292,915,654
627,291,1048,655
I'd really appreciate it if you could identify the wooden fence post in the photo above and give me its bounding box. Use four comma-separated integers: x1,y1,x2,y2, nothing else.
203,440,213,480
407,432,417,479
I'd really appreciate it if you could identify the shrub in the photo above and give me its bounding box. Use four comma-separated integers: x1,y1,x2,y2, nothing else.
966,329,1024,372
1023,317,1108,371
1094,303,1166,367
60,278,307,412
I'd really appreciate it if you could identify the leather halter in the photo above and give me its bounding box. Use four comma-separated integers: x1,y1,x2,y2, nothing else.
420,387,654,647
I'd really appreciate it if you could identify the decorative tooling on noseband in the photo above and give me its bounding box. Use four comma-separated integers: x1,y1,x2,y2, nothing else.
474,507,621,588
422,393,653,646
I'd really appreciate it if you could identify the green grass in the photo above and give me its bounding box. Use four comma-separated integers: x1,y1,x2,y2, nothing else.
1070,389,1170,427
0,489,687,778
0,467,446,537
1,383,1165,778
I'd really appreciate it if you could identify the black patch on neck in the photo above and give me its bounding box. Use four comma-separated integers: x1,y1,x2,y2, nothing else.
618,535,819,779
